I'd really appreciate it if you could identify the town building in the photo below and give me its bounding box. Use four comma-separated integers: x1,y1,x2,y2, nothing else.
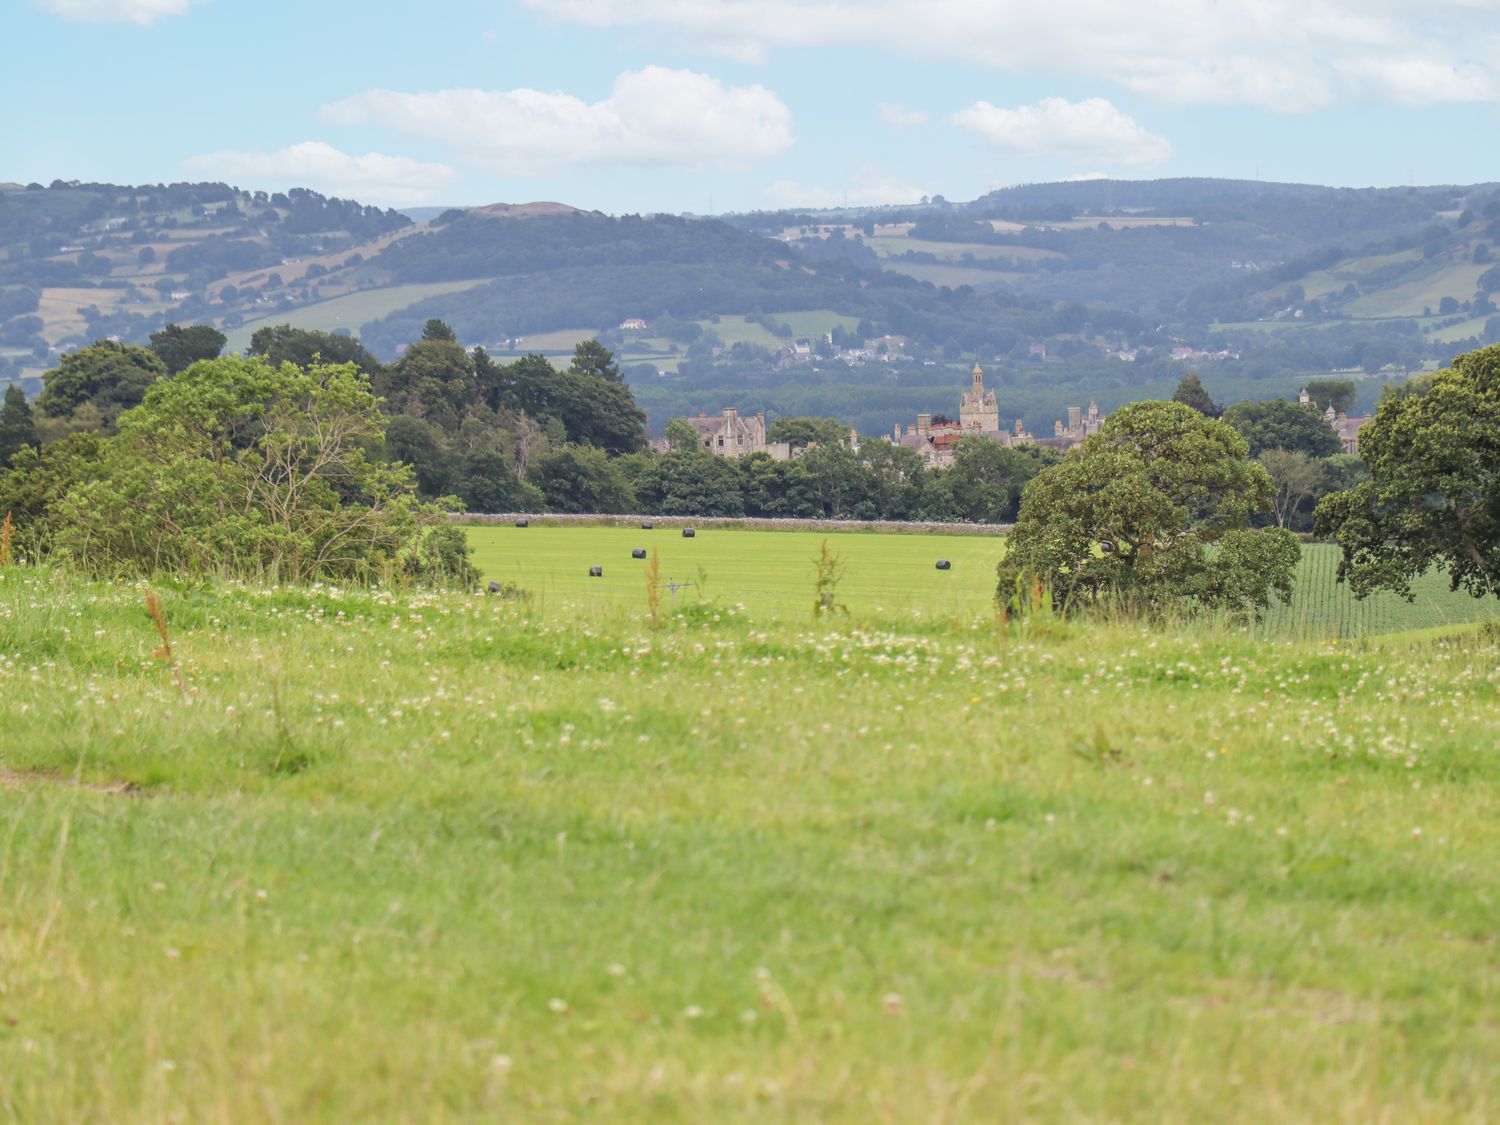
659,408,793,460
888,364,1033,467
1299,388,1373,454
1043,401,1104,448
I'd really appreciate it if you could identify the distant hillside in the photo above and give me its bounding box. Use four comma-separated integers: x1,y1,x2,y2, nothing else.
7,175,1500,436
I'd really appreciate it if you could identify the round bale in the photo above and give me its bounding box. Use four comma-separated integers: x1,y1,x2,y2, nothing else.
589,566,603,577
641,521,654,530
682,527,696,538
515,519,528,528
935,559,952,571
632,548,647,559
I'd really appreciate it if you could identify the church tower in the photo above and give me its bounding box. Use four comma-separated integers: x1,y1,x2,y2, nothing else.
959,361,1000,432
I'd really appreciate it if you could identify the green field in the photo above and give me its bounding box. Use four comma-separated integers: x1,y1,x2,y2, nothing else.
468,526,1496,637
865,237,1062,263
3,552,1500,1119
222,282,486,354
1345,260,1490,318
468,524,1002,619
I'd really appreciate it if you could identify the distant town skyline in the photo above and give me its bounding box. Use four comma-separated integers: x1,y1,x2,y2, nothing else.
8,0,1500,213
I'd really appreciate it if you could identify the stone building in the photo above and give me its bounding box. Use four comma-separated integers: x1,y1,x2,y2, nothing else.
676,408,792,460
1299,388,1373,454
887,364,1032,467
1044,401,1104,448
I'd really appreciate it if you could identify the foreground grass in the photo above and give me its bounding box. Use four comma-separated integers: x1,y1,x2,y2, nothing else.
1,566,1499,1120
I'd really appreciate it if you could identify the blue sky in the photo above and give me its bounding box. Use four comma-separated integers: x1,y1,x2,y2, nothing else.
5,0,1500,213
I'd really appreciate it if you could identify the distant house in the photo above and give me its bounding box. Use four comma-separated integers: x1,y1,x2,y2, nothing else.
668,408,791,461
169,289,192,301
618,318,648,331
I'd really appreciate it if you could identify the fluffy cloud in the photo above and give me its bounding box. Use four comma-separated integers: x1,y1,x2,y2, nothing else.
519,0,1500,111
320,67,794,174
765,166,929,208
952,97,1173,166
39,0,196,23
877,102,929,127
182,142,460,207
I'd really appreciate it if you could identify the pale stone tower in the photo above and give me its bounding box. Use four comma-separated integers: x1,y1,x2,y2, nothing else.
959,362,1000,432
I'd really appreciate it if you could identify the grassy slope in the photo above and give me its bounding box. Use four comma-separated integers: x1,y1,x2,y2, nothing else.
1,561,1498,1120
222,282,486,354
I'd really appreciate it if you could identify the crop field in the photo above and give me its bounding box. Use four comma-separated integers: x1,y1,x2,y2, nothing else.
468,526,1495,638
222,281,486,354
2,557,1499,1120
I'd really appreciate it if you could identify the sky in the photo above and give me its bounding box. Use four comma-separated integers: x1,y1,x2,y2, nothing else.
5,0,1500,214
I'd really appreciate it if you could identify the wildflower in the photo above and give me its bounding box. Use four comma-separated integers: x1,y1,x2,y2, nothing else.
683,1004,703,1019
883,992,903,1015
547,997,568,1014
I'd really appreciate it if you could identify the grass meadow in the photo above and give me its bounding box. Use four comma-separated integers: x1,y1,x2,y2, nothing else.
2,529,1499,1119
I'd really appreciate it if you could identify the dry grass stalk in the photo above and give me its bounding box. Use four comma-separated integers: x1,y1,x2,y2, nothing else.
644,549,663,629
144,590,189,698
0,512,13,568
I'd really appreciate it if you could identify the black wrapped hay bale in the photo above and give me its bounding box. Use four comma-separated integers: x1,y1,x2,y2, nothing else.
682,527,696,538
632,548,647,559
589,566,603,577
515,519,528,528
641,521,654,530
935,559,952,571
487,580,503,594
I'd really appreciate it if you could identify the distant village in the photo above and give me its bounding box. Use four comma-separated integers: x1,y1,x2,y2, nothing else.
659,363,1371,465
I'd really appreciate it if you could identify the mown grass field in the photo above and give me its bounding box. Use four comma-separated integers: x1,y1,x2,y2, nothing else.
468,525,1496,636
2,537,1498,1119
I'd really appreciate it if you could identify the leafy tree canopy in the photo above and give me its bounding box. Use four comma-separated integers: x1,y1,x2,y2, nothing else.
1170,370,1219,416
766,416,848,450
49,356,468,585
1221,397,1341,458
0,384,39,469
1301,378,1356,414
247,325,383,378
35,340,165,427
997,400,1300,618
149,322,226,375
1315,344,1500,600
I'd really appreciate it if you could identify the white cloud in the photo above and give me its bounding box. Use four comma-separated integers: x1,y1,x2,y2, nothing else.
518,0,1500,111
181,142,460,207
953,97,1173,166
765,166,929,208
320,67,793,175
39,0,196,23
877,102,929,127
1337,56,1500,105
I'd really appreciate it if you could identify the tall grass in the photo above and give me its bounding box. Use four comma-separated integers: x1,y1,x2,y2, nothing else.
1,564,1499,1119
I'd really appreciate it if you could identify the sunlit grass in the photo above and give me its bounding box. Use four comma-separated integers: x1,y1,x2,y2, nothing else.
1,565,1498,1120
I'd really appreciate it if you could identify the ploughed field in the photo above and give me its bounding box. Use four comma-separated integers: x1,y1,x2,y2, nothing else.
2,554,1499,1120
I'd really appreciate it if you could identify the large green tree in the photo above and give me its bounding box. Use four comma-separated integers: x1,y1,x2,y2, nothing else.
148,323,227,375
528,445,634,514
35,340,165,427
1315,344,1500,600
51,357,458,584
247,325,383,378
1221,398,1341,458
997,401,1300,617
0,384,39,469
1170,370,1219,416
636,449,746,516
766,416,849,451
